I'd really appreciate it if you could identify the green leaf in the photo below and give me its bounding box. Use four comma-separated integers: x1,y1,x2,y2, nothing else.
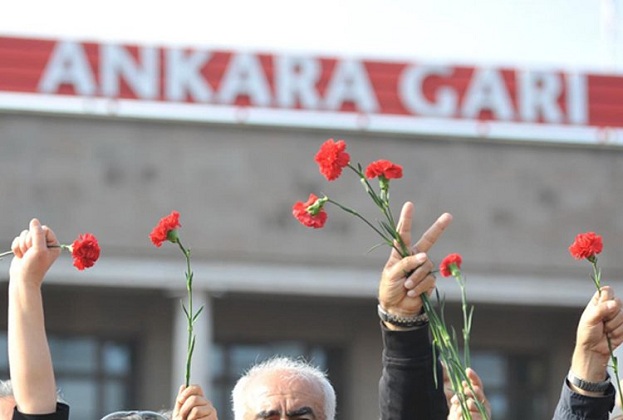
192,305,205,323
182,304,190,320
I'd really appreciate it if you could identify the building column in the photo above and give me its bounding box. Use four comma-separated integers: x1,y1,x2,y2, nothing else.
171,290,213,400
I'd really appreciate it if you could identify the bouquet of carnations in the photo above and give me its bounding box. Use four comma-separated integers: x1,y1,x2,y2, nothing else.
293,138,488,419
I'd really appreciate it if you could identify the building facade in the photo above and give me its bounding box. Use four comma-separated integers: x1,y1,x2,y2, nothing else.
0,35,622,420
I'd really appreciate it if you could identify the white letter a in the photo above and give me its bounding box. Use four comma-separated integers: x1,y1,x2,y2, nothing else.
38,41,96,95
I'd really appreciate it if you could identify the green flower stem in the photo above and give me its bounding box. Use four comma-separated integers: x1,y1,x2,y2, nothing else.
176,238,198,388
348,164,398,234
591,258,602,292
455,271,472,368
0,250,13,259
334,161,487,419
591,258,623,410
0,244,64,259
423,293,488,419
325,198,401,255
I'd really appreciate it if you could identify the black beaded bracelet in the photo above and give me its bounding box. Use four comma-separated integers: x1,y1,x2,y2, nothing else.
377,304,429,328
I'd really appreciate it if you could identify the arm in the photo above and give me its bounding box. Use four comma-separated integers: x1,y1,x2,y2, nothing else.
378,202,452,420
172,384,218,420
380,323,449,420
8,219,65,417
552,286,623,420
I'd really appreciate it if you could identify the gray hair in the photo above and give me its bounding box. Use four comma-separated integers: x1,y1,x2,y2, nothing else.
100,410,170,420
231,356,336,420
0,380,13,399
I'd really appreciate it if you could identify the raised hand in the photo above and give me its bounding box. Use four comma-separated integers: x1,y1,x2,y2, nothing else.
172,385,218,420
378,201,452,319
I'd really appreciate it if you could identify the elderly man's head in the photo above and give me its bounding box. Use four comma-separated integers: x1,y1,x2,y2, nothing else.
232,357,336,420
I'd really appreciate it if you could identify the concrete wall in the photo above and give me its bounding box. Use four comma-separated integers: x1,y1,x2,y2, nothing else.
2,112,621,277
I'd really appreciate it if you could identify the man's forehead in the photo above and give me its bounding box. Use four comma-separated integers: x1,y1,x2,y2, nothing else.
250,381,322,404
249,370,321,393
245,372,324,411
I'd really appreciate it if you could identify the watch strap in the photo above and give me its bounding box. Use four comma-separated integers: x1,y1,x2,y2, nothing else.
567,370,611,393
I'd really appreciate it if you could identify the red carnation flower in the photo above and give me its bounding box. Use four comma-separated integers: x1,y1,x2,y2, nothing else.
70,233,100,270
315,138,350,181
150,211,181,247
440,253,463,278
292,194,328,229
569,232,603,260
365,160,403,180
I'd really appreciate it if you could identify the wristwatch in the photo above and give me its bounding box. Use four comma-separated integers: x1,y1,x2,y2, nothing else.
567,370,611,393
377,304,429,328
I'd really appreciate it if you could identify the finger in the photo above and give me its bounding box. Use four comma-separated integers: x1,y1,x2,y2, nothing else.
18,229,29,256
604,298,623,324
605,311,623,341
466,398,484,412
178,384,203,400
179,396,212,419
465,368,484,390
176,385,208,418
448,403,462,420
392,202,413,256
464,384,485,405
395,252,428,281
403,255,433,287
406,274,436,298
414,212,453,253
185,384,205,397
30,218,46,250
41,225,59,248
11,236,22,258
408,256,434,277
590,287,613,306
174,384,186,414
584,298,619,326
606,310,623,333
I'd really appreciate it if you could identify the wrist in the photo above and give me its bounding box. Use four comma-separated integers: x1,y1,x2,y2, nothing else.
377,298,422,318
9,278,43,293
571,349,610,383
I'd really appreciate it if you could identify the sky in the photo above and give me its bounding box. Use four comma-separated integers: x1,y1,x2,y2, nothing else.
1,0,622,73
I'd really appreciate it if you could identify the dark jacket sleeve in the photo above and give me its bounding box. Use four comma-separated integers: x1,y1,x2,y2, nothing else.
13,403,70,420
552,378,615,420
379,322,449,420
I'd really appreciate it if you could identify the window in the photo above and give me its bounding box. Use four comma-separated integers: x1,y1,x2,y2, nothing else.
210,341,339,420
0,332,134,420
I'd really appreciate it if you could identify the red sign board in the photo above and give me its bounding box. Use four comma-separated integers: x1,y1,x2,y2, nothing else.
1,36,621,145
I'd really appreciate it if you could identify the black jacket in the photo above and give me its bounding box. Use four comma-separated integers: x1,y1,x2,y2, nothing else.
13,403,69,420
552,379,615,420
379,323,449,420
